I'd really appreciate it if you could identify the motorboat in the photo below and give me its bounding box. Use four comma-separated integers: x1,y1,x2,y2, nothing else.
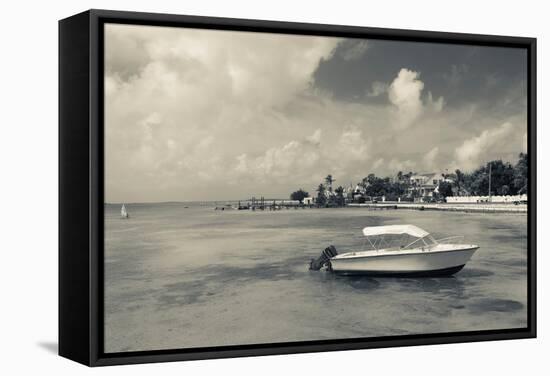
310,224,478,276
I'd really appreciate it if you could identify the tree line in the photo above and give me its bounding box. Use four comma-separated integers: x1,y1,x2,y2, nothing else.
290,153,528,204
290,174,346,206
452,153,528,196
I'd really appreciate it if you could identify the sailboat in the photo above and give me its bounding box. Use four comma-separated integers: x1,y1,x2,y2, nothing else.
120,204,129,219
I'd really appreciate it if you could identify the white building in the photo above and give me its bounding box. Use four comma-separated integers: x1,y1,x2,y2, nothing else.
408,172,453,198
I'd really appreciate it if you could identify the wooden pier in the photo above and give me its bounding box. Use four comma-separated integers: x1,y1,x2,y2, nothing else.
237,197,309,210
213,197,312,211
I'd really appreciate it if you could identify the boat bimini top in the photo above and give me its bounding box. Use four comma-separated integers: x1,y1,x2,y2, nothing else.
362,224,429,238
362,224,441,251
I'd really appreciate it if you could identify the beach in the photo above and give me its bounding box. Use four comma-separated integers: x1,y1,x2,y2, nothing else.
104,203,528,353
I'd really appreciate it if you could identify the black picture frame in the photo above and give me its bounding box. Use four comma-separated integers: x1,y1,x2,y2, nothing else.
59,9,537,367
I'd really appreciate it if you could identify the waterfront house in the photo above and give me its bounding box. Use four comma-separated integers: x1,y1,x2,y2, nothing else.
408,172,453,199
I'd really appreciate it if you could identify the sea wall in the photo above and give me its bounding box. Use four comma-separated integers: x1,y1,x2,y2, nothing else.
446,194,527,204
347,202,527,213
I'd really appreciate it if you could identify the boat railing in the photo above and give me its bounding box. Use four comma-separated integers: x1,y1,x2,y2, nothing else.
435,235,464,244
360,233,464,251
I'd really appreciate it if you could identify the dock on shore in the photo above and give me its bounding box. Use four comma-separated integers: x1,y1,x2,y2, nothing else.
214,197,311,211
347,202,527,213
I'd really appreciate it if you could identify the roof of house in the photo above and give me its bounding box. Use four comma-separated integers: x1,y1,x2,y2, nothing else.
411,172,437,179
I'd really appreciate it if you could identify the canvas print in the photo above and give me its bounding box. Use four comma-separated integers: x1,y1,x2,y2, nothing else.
103,23,528,353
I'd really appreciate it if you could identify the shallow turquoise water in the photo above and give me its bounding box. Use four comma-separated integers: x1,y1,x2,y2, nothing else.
104,203,528,352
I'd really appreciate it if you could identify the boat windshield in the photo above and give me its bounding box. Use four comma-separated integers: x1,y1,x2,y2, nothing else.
361,225,437,251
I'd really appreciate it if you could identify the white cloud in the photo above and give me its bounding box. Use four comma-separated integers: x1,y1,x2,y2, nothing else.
104,24,340,201
427,92,445,112
372,158,384,170
335,126,370,163
387,158,416,173
454,122,516,170
388,68,425,129
104,25,527,202
239,137,320,180
306,129,322,145
232,127,370,188
341,41,369,61
423,146,439,169
367,81,388,97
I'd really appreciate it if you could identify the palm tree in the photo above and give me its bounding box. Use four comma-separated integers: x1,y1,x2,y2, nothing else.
316,183,327,206
334,186,345,206
325,175,335,192
317,183,326,193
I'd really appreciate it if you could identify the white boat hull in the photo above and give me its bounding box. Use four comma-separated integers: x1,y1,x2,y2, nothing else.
330,245,478,276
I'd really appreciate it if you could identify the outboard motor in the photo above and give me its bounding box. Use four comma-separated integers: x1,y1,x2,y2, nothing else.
309,245,338,271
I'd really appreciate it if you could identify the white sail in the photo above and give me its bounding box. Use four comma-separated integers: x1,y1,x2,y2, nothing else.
121,204,129,218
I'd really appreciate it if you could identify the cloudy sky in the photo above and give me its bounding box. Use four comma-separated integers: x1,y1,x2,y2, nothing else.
104,23,527,203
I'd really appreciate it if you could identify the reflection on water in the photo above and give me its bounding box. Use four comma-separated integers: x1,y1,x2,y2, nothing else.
104,203,527,353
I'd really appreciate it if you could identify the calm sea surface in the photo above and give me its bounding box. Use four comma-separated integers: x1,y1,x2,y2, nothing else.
104,203,528,352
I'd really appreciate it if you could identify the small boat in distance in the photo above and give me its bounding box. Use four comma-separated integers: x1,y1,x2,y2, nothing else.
120,204,129,219
310,224,479,277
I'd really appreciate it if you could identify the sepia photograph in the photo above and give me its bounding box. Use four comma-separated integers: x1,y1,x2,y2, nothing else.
103,22,529,353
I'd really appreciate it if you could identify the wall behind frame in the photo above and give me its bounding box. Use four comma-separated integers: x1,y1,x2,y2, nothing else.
0,0,546,375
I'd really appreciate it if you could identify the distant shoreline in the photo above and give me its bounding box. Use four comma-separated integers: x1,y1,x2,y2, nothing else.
104,199,289,205
105,201,527,214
